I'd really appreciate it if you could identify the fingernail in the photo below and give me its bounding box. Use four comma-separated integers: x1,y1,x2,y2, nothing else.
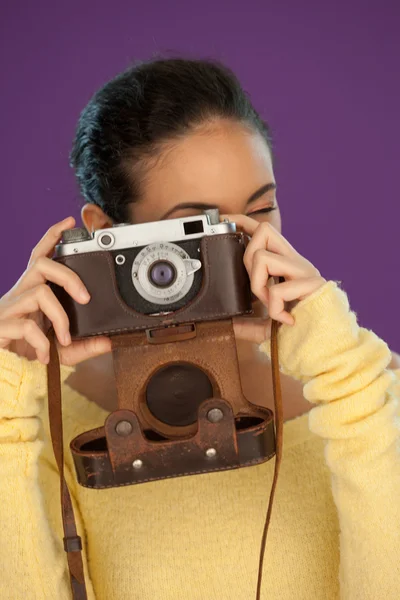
63,332,71,346
79,288,90,302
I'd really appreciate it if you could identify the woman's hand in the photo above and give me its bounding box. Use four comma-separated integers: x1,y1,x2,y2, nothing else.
224,214,326,345
0,217,112,366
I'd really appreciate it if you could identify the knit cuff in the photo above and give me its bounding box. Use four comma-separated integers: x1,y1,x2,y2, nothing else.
259,280,391,384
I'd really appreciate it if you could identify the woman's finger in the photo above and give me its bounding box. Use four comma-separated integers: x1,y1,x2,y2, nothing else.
244,221,298,273
267,277,325,324
59,336,112,367
221,213,260,236
0,319,50,364
14,255,90,303
249,249,318,300
28,216,76,265
223,214,297,258
1,284,71,347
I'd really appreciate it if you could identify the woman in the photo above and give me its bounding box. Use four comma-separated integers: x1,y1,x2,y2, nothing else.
0,58,399,600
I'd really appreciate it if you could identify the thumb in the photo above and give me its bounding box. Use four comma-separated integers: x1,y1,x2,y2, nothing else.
59,336,112,366
232,316,272,345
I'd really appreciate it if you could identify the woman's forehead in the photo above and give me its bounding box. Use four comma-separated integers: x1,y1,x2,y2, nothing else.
131,121,274,222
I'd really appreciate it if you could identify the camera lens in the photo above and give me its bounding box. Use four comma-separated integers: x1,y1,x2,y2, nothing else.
149,261,176,288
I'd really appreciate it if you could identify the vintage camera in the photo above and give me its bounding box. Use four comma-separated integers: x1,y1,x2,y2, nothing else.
53,208,252,338
57,208,233,314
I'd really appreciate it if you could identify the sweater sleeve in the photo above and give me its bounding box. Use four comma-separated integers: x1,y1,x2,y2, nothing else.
0,348,95,599
260,281,400,600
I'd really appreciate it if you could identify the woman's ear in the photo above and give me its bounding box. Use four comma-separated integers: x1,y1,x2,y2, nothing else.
81,203,113,233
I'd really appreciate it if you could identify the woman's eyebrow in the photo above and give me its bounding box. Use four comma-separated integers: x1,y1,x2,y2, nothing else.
160,182,276,220
246,182,276,205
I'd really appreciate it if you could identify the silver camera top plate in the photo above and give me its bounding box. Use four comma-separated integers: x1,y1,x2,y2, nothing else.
55,211,236,257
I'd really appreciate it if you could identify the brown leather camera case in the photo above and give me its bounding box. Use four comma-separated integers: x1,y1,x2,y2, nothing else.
70,320,276,489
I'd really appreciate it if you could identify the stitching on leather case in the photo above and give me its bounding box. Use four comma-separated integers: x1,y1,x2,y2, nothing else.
78,451,276,489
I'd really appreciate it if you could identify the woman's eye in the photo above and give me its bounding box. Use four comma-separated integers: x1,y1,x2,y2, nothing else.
248,206,277,216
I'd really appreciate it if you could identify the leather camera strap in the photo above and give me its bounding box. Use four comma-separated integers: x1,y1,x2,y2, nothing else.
46,318,283,600
256,317,282,599
47,329,87,600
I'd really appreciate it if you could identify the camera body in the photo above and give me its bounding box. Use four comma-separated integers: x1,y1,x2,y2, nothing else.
52,208,253,338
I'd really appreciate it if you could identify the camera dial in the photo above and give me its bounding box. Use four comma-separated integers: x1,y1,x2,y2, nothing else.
132,242,201,305
98,232,115,249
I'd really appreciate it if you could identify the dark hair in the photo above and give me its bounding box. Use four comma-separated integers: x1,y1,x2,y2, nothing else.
70,57,273,223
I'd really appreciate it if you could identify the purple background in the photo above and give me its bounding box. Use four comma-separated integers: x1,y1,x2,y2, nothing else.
1,1,399,350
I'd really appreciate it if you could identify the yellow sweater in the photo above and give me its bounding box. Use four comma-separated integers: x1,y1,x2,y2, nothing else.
0,281,399,600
